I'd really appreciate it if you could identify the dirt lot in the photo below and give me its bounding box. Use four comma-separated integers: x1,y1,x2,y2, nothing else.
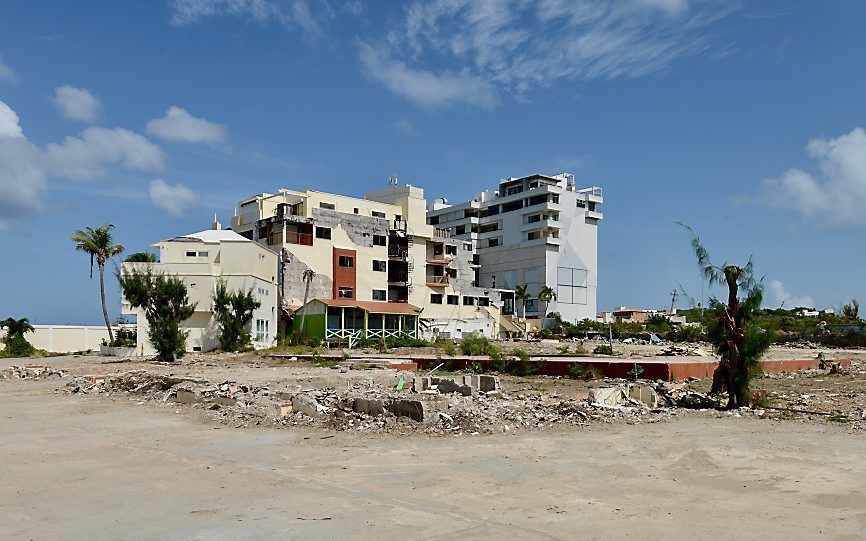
2,347,866,539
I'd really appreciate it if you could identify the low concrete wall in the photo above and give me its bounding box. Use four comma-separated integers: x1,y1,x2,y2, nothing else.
0,325,115,353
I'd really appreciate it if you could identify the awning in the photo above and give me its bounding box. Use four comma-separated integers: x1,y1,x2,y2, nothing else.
314,298,421,314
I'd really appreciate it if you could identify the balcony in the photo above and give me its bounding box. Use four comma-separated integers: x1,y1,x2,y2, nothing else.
426,258,450,265
577,186,603,204
388,272,409,284
586,210,604,221
388,246,409,259
426,275,449,287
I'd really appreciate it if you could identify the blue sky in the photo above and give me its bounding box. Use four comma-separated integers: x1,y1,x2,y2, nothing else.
1,0,865,324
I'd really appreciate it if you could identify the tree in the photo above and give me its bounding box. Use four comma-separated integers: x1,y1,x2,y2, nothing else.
213,279,261,352
1,317,36,358
681,224,772,408
538,285,557,320
71,224,124,344
125,251,158,263
298,269,315,334
842,300,859,320
514,284,531,338
119,267,196,362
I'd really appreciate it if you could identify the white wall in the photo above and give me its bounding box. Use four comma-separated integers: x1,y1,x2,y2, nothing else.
0,325,114,353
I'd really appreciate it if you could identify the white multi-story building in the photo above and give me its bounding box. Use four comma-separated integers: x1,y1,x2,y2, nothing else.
122,227,279,354
427,173,602,324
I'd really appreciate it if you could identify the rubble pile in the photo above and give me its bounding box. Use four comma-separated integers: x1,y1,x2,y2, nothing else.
1,364,66,380
62,369,671,435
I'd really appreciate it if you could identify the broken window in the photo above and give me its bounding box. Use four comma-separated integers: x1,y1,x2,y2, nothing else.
338,287,354,299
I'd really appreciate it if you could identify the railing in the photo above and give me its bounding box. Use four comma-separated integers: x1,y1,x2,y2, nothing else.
576,186,603,198
326,328,363,348
426,275,449,286
433,227,451,238
368,328,417,340
286,231,313,246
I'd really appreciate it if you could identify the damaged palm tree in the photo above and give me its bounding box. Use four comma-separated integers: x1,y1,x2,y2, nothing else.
680,223,772,408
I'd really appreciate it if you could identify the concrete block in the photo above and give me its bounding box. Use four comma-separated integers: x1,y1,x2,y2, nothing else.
387,399,424,422
588,387,628,406
435,378,473,396
175,389,203,404
412,377,428,393
628,385,658,408
291,394,321,418
479,375,500,392
211,395,237,407
352,398,385,416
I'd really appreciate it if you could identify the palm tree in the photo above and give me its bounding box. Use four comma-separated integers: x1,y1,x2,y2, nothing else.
538,285,557,323
1,317,35,337
514,284,530,338
72,224,124,343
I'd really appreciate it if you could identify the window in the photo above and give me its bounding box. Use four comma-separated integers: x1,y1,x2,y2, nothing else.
338,255,354,267
185,251,197,257
447,295,458,305
445,244,457,255
502,200,523,213
371,210,386,218
528,194,548,206
373,235,386,246
488,238,500,248
528,181,539,189
486,205,500,216
430,293,443,304
463,296,475,306
372,289,387,301
464,243,472,251
576,199,586,208
315,227,331,239
257,287,269,296
446,268,457,279
478,297,490,307
455,225,466,235
353,207,359,214
551,194,560,204
395,215,401,222
429,215,440,225
557,267,589,305
527,231,541,241
256,319,269,342
527,214,541,223
319,202,335,210
338,287,354,299
372,260,387,272
506,185,523,196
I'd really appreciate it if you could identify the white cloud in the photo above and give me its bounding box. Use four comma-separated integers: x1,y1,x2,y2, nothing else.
0,101,47,229
394,118,415,135
359,43,499,110
0,54,19,84
758,128,866,226
764,280,814,310
0,101,24,138
50,85,102,123
367,0,735,108
145,106,227,144
45,127,165,180
148,179,201,217
169,0,322,35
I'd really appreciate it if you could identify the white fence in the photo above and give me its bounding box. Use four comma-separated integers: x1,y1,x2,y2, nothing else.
0,325,115,353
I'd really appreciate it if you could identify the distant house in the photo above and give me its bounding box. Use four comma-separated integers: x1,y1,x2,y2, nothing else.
796,308,820,317
612,306,648,323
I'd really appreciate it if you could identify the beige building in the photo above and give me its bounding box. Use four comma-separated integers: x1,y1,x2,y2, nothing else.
122,227,278,355
231,183,518,341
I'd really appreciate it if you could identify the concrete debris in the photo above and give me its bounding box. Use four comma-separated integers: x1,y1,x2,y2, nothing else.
61,368,667,436
1,365,66,380
589,384,659,409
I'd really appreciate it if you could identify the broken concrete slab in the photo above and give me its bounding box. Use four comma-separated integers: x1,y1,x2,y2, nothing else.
628,385,658,408
275,403,293,418
175,389,203,404
291,394,321,418
588,387,629,407
211,395,237,407
386,399,424,422
479,375,500,392
352,398,385,416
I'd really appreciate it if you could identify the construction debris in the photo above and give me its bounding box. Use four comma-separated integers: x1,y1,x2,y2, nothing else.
1,365,66,380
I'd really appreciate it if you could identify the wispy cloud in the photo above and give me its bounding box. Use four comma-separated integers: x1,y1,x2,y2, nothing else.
756,127,866,227
764,280,814,309
394,118,416,135
169,0,325,35
149,178,201,217
359,43,499,110
50,85,102,123
366,0,739,108
0,54,19,84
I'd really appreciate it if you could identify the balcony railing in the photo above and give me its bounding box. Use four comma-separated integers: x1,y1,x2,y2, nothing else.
426,275,449,287
388,272,409,283
388,246,409,259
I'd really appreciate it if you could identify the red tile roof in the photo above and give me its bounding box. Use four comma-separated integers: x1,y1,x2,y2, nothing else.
313,298,421,314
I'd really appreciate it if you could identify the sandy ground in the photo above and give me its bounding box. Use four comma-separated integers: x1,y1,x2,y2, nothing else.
2,369,866,539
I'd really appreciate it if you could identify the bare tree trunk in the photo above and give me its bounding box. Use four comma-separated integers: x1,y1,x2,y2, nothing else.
98,262,114,344
299,272,312,334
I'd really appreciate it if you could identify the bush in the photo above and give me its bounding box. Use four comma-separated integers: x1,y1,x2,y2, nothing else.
626,363,645,379
280,331,322,348
460,334,498,357
213,280,261,352
511,347,530,362
568,363,601,381
119,268,196,362
441,342,457,356
593,344,614,355
107,326,136,348
1,317,36,358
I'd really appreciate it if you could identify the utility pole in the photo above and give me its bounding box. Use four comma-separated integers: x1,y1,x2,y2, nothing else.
669,289,678,313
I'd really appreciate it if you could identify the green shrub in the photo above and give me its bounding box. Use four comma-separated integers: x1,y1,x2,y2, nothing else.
556,345,570,354
441,342,457,356
568,363,601,381
213,279,261,352
593,344,614,355
511,347,530,362
460,333,498,356
626,363,645,379
1,333,36,358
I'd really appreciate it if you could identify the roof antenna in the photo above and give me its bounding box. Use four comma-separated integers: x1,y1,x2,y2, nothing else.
389,175,398,187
